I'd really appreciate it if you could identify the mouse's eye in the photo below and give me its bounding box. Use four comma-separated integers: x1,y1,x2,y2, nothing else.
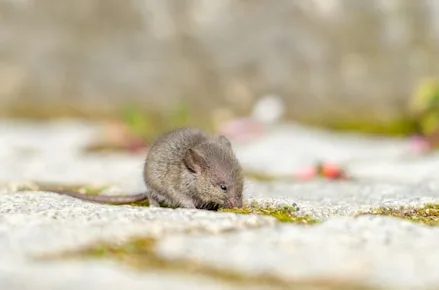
219,184,228,192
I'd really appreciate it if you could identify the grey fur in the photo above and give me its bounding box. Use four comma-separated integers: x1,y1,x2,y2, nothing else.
144,127,244,209
50,127,244,210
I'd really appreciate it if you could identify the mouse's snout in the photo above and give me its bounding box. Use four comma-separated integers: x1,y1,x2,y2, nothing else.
224,196,242,209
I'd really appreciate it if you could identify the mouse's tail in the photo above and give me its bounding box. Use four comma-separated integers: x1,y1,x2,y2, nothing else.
49,190,149,205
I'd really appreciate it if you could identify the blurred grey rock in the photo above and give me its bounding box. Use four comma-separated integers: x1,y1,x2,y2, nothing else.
1,1,439,123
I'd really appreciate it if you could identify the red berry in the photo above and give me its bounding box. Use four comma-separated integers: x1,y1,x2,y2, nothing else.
321,163,345,179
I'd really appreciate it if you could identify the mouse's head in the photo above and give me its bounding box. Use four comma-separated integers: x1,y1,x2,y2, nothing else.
183,135,243,210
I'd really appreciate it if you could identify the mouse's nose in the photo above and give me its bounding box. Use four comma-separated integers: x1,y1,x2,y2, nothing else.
224,198,241,209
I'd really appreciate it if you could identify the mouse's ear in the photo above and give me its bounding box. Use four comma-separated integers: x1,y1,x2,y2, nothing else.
218,135,232,148
184,148,206,173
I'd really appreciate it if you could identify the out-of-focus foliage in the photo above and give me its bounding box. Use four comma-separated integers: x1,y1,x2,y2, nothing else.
121,102,213,141
410,78,439,136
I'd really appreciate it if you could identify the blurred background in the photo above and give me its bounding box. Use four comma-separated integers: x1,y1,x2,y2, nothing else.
1,0,439,146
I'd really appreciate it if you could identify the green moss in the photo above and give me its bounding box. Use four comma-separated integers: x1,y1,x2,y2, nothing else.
82,102,218,153
409,77,439,136
220,205,320,225
358,204,439,226
41,236,370,290
120,102,215,142
322,118,419,137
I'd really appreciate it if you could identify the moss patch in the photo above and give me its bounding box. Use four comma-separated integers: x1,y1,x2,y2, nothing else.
326,118,418,137
80,102,218,153
41,236,371,290
220,205,320,225
358,204,439,226
119,102,215,143
301,114,419,137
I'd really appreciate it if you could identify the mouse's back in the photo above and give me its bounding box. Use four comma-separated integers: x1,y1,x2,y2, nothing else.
146,127,208,162
143,128,209,186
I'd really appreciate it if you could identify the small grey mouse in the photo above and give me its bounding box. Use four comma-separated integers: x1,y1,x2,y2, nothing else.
51,127,244,210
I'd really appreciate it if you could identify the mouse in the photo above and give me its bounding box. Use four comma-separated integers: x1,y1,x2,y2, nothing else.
49,127,244,210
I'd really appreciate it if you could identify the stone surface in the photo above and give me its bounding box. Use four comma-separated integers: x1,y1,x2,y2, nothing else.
0,192,275,256
233,124,439,190
2,120,439,289
3,120,439,187
235,124,412,174
0,259,244,290
0,192,275,290
234,124,439,185
0,119,145,191
156,215,439,290
245,179,439,220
